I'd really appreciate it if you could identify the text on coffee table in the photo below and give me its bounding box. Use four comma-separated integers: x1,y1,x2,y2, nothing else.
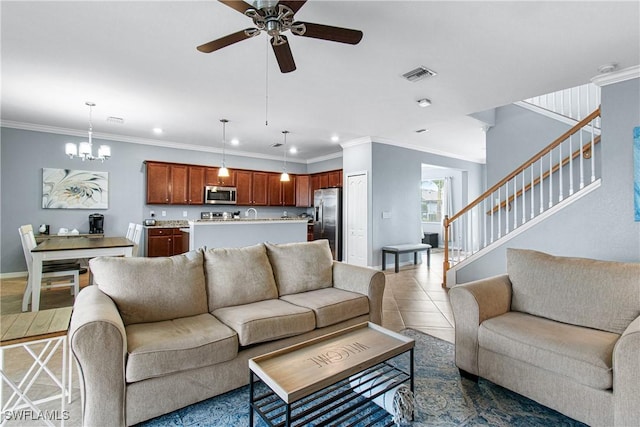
306,342,371,368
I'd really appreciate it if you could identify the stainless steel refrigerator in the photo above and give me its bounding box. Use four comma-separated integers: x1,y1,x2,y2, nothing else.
313,188,342,261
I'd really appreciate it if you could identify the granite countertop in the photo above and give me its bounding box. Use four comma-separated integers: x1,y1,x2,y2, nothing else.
144,220,190,228
190,218,310,225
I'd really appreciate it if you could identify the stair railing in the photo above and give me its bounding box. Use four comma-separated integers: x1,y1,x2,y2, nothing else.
443,107,601,286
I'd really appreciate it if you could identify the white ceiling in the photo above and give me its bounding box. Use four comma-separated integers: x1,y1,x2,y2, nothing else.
2,1,639,164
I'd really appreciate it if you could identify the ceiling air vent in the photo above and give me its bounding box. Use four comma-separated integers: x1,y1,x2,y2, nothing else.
106,116,125,124
402,66,437,82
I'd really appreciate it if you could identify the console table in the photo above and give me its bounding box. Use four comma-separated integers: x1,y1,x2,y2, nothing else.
382,244,432,273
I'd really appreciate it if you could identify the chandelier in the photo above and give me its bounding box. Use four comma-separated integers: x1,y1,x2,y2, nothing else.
65,102,111,162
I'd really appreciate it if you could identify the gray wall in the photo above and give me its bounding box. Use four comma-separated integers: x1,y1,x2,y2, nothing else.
456,77,640,283
343,140,485,267
0,128,312,273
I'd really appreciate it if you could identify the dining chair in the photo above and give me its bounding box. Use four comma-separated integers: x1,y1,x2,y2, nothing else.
18,225,81,312
126,222,136,241
130,223,143,256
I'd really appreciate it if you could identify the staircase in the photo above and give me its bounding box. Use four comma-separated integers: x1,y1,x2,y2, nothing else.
443,105,602,287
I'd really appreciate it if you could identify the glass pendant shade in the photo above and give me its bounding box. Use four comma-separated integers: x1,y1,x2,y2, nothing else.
218,165,230,177
79,141,92,156
65,143,78,157
218,119,231,178
280,130,290,182
280,171,290,182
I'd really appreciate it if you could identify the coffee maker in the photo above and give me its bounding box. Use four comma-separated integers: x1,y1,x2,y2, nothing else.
89,213,104,234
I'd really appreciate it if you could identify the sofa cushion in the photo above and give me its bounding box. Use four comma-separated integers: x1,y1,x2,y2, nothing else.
212,299,315,346
507,248,640,334
204,244,278,311
265,240,333,296
125,313,238,383
91,250,207,325
479,311,618,390
280,288,369,328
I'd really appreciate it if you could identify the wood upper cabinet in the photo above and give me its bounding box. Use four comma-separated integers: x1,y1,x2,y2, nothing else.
327,170,343,188
268,173,296,206
187,166,205,204
318,173,329,189
205,167,236,187
295,175,312,207
146,161,205,205
146,162,171,204
236,170,269,206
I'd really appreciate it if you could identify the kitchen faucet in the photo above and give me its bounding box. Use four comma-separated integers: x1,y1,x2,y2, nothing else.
246,208,258,219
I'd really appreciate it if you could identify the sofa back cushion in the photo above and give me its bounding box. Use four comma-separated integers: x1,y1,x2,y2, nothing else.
91,250,208,326
204,244,278,311
507,248,640,334
265,240,333,296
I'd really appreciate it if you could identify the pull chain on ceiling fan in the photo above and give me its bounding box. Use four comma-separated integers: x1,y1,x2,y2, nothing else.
197,0,363,73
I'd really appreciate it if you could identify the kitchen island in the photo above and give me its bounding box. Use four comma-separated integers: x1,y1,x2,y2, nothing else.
188,218,309,251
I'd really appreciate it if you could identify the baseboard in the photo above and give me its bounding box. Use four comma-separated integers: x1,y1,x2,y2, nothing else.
0,271,28,279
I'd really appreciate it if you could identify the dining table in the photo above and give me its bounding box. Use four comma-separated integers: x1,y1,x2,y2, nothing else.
29,236,134,312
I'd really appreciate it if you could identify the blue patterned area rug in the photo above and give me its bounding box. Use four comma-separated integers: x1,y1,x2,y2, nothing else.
139,329,586,426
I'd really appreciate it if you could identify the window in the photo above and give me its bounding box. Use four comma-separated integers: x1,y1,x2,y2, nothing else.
421,178,445,222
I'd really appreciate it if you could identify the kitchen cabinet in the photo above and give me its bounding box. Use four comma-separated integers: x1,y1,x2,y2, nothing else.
146,161,205,205
236,170,269,206
147,228,184,257
295,175,312,207
205,167,236,187
327,170,343,187
268,173,296,206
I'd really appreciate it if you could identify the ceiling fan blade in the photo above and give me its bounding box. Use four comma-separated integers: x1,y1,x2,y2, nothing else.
277,0,307,14
197,29,254,53
295,22,363,45
218,0,255,15
271,36,296,73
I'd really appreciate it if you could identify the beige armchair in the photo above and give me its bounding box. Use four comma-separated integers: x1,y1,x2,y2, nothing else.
449,248,640,427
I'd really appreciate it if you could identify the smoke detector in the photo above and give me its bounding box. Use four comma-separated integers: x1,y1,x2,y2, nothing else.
402,66,437,82
417,98,432,108
597,63,618,74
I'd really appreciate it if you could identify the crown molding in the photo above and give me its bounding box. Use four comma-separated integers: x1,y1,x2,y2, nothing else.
591,65,640,87
0,120,307,164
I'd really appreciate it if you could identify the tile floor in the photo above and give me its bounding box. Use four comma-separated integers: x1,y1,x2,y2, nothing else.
0,250,452,426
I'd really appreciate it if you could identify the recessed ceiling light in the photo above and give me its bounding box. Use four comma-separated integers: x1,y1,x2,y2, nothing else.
417,98,432,108
331,135,339,142
230,138,239,146
152,127,163,134
289,147,297,154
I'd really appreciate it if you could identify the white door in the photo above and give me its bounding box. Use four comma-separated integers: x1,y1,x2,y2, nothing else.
346,173,368,266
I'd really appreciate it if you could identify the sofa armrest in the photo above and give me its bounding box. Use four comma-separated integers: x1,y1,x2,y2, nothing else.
449,274,512,375
613,315,640,426
69,285,127,427
332,261,385,325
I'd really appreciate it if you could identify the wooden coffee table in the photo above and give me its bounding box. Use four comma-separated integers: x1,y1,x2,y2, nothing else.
249,322,414,426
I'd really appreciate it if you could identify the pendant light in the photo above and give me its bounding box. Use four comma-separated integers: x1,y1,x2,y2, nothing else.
218,119,230,178
280,130,290,182
65,102,111,162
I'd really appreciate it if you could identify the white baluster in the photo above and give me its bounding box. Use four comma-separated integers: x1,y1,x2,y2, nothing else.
539,159,544,214
497,187,502,239
591,121,596,183
522,170,526,225
530,164,535,219
579,129,585,189
505,180,509,234
558,141,564,202
569,135,574,196
490,191,494,243
549,150,553,208
483,198,487,248
512,176,517,229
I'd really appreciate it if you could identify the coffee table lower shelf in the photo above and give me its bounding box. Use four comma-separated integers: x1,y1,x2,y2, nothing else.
250,359,413,427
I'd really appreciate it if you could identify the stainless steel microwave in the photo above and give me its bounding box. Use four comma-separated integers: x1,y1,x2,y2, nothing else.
204,186,237,205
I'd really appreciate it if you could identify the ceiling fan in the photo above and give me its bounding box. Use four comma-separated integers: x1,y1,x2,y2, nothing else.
197,0,363,73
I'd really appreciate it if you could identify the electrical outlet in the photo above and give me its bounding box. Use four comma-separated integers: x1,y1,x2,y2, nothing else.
183,211,188,217
161,211,166,217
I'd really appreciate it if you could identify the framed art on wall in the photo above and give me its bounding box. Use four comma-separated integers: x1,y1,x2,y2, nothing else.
42,168,109,209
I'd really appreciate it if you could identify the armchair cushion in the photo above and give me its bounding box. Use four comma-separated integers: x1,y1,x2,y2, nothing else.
204,244,278,311
507,248,640,334
265,240,333,296
280,288,369,328
479,312,619,390
91,250,207,325
125,314,237,382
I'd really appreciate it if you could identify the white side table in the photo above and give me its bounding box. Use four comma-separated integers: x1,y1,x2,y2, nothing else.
1,307,73,426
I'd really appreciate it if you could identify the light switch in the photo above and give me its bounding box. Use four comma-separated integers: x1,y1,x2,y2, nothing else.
382,211,392,219
162,211,166,217
183,211,188,217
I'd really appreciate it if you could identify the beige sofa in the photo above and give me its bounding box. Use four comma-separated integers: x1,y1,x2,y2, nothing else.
69,240,385,426
450,248,640,426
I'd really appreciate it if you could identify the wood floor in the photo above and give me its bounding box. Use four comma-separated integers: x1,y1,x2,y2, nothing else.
0,251,453,426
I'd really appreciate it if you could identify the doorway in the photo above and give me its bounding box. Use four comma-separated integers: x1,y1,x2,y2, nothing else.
345,172,368,266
